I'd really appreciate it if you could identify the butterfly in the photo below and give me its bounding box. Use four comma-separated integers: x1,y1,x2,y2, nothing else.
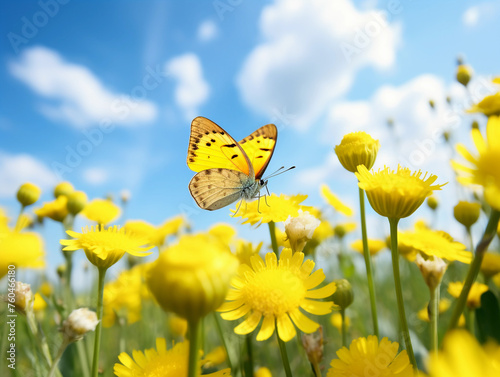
187,116,279,211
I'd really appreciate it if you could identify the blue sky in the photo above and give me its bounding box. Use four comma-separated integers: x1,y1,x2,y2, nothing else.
1,0,499,277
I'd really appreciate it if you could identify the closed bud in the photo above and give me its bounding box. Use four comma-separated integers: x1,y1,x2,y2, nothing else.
67,191,88,215
429,99,435,109
331,279,353,310
471,120,479,130
301,326,324,366
335,132,380,173
427,196,439,211
57,264,67,279
17,183,41,207
284,210,320,253
456,64,472,87
415,254,447,290
54,182,74,198
9,282,34,314
61,308,98,342
454,201,481,228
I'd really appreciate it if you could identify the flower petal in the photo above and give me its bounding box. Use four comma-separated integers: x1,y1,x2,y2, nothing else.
289,308,319,333
305,282,336,299
300,299,333,315
234,311,262,335
276,313,296,342
256,314,276,341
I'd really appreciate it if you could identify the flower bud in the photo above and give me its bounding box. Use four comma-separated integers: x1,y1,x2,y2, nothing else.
456,64,472,87
415,254,447,290
120,189,131,203
454,201,480,228
57,264,67,279
10,282,33,314
61,308,98,342
301,326,324,366
67,191,88,215
335,132,380,173
147,234,239,322
17,183,41,207
331,279,353,310
429,99,435,109
471,120,479,130
427,196,438,211
255,367,272,377
284,210,320,253
334,225,346,239
54,181,74,198
480,252,500,278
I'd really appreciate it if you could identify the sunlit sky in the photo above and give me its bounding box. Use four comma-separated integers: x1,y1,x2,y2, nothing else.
1,0,499,280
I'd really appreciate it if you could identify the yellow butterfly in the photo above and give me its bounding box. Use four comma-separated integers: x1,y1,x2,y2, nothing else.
187,116,279,211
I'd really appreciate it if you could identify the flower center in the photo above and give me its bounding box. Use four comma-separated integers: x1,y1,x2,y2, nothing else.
242,268,306,315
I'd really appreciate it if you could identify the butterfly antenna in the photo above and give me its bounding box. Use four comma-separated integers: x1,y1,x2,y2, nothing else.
262,166,296,180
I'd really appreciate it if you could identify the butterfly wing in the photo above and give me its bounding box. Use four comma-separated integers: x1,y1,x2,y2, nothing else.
189,168,257,210
187,117,254,177
239,124,277,179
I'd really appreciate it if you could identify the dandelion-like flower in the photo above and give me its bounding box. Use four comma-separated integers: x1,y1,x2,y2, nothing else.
232,193,312,226
320,184,353,216
113,339,231,377
425,330,500,377
480,252,500,278
415,254,447,290
448,281,489,309
334,131,380,173
218,248,337,342
356,165,445,219
284,209,321,253
327,336,414,377
34,196,69,222
81,198,121,225
60,225,153,270
61,308,99,342
0,229,45,278
452,116,500,210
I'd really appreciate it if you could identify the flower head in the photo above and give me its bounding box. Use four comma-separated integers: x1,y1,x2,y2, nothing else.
320,184,353,216
147,233,239,322
35,196,69,222
61,308,98,342
335,132,380,173
218,248,337,342
327,336,414,377
61,225,153,270
417,299,452,322
284,209,321,253
452,116,500,210
255,367,272,377
0,229,45,278
302,327,324,366
81,198,121,225
17,182,41,207
67,191,88,215
54,181,74,198
448,281,489,309
235,239,263,266
467,89,500,117
351,239,386,256
233,194,312,226
11,282,33,314
356,165,445,219
480,252,500,278
456,64,472,87
114,339,231,377
425,330,500,377
453,201,481,228
33,293,47,313
415,254,447,290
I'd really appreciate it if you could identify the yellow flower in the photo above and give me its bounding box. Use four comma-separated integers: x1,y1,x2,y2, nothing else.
330,312,350,332
34,196,69,222
453,201,481,228
32,293,47,312
398,222,471,264
320,184,353,216
350,239,386,256
17,182,41,207
40,281,53,297
168,315,188,338
448,281,489,309
327,336,413,377
356,165,445,219
54,181,74,198
67,191,88,215
0,229,45,278
155,215,188,245
233,193,311,226
209,223,236,245
202,346,227,369
456,64,472,87
334,132,380,173
333,222,356,239
417,298,451,322
61,225,153,270
125,220,158,245
235,239,262,266
427,196,439,210
147,233,239,322
452,116,500,210
467,92,500,117
255,367,272,377
102,264,151,327
114,339,231,377
81,198,121,225
481,252,500,277
425,330,500,377
218,248,337,342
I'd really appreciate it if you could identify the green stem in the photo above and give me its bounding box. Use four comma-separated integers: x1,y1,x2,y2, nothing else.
277,332,293,377
268,221,279,255
312,361,322,377
212,313,233,371
429,285,440,355
244,334,254,377
187,319,200,377
62,216,75,312
358,187,379,337
448,209,500,330
465,226,474,257
91,267,107,377
48,338,70,377
388,218,417,370
77,340,91,377
341,309,347,347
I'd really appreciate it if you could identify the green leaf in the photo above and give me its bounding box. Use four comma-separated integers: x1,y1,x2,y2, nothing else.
475,290,500,343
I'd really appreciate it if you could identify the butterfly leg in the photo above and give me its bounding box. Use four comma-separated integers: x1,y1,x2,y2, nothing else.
264,185,271,207
232,199,244,217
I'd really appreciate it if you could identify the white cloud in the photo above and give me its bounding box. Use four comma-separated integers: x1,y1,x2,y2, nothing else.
0,152,57,198
462,2,498,28
237,0,401,130
166,53,210,120
83,167,108,185
463,6,480,27
9,46,157,128
197,20,218,42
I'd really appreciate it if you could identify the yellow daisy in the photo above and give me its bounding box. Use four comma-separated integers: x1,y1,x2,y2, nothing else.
327,336,414,377
61,225,153,270
155,215,188,245
356,165,445,219
481,252,500,277
334,131,380,173
218,248,337,342
113,339,231,377
81,198,121,225
425,330,500,377
232,193,312,226
34,196,69,222
255,367,272,377
234,239,263,266
350,239,386,256
320,184,353,216
448,281,489,309
452,116,500,210
467,92,500,117
0,229,45,278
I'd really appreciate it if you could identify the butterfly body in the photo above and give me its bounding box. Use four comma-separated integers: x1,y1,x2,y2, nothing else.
187,117,277,211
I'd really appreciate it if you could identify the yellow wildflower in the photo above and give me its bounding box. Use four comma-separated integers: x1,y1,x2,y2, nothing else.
168,315,188,338
34,196,68,222
67,191,88,215
327,336,413,377
114,339,231,377
334,131,380,172
356,165,445,219
16,182,41,207
32,293,47,312
481,252,500,277
255,367,272,377
61,225,153,270
333,222,356,239
467,92,500,116
81,198,121,225
218,248,337,342
209,223,236,245
234,239,262,266
0,229,45,278
453,201,481,228
417,298,451,322
448,281,489,309
456,64,472,87
155,215,188,245
54,181,74,198
320,184,353,216
350,239,386,256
